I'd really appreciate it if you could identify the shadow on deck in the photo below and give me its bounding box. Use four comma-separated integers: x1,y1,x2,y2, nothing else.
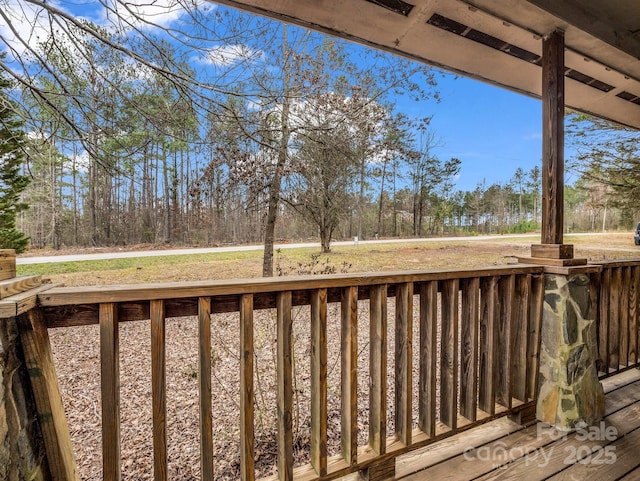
396,369,640,480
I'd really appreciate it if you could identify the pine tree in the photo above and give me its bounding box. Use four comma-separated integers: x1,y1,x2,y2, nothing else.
0,70,30,253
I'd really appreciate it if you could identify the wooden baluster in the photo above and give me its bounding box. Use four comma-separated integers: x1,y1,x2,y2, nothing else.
198,297,214,480
240,294,255,481
151,300,167,481
311,289,328,475
418,280,437,437
496,275,515,409
369,284,387,454
620,267,631,367
511,275,530,403
100,302,120,481
600,268,611,373
589,271,604,375
341,286,358,465
460,277,479,421
632,266,640,366
440,279,459,430
277,291,293,481
610,267,621,371
527,274,545,401
479,277,498,414
395,282,413,446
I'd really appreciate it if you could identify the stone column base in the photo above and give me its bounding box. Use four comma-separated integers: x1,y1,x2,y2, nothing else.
536,271,604,430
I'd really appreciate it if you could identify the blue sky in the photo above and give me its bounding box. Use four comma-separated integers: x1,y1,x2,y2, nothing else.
0,0,558,194
408,73,544,191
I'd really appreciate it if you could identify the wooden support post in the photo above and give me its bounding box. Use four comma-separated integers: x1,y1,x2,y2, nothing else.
541,29,565,247
522,29,586,267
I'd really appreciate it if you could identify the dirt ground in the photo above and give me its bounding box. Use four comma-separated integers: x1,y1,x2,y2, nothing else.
43,233,640,479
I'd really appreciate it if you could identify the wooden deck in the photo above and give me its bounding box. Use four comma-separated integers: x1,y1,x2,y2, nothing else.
395,369,640,481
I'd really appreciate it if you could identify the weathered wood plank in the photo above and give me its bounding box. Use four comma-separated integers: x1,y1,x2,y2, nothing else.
479,277,498,414
341,286,358,465
38,264,545,307
511,275,530,403
369,284,387,454
395,416,524,479
277,291,294,481
17,309,79,481
527,274,544,400
530,244,573,259
409,423,557,481
474,401,640,481
598,268,611,373
0,284,55,318
198,297,214,480
419,281,438,437
610,267,622,370
596,260,640,268
589,271,602,372
546,427,640,481
100,303,120,481
460,277,479,421
629,266,639,366
541,29,565,245
496,275,515,408
440,279,459,430
0,275,41,299
150,300,167,481
310,289,328,475
0,255,16,281
240,294,255,481
620,266,631,368
395,282,413,446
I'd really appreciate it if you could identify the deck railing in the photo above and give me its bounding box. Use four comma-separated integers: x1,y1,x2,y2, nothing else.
31,264,545,480
592,260,640,378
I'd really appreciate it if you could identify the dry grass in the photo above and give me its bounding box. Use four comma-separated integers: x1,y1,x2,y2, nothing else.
40,232,640,479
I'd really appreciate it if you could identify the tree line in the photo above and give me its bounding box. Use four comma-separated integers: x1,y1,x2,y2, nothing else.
0,1,637,274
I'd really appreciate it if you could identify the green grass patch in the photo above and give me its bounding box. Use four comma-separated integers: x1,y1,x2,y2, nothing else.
17,249,263,277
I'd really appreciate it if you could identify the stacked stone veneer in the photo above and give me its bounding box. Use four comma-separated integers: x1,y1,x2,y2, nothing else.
0,317,50,480
537,272,605,431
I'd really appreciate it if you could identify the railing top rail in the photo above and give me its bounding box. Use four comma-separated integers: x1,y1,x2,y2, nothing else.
590,259,640,268
38,264,544,307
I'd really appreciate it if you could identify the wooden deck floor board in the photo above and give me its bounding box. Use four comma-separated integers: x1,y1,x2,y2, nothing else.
473,403,640,481
618,467,640,480
394,417,525,479
395,370,640,481
546,427,640,481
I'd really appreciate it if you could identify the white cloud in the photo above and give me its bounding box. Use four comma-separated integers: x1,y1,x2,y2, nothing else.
523,132,542,141
199,44,262,66
99,0,188,32
0,0,203,60
0,0,62,57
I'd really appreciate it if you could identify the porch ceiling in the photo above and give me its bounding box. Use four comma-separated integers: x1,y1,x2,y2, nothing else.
211,0,640,130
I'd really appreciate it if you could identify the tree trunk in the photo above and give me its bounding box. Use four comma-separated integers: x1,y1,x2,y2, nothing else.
263,25,292,277
320,227,331,253
163,146,171,243
357,150,366,240
376,158,387,236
